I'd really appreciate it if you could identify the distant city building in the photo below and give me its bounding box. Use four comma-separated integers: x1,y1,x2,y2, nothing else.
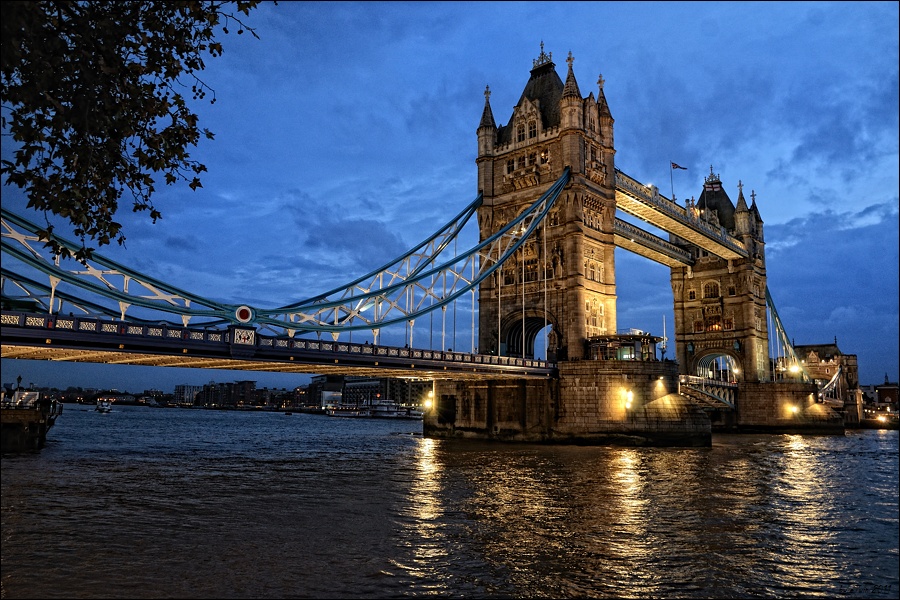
307,375,431,408
875,375,898,406
174,384,203,406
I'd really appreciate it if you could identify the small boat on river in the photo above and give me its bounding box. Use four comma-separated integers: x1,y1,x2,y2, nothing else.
326,402,423,419
96,399,113,413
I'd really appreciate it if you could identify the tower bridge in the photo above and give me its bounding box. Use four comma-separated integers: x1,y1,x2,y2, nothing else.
1,46,849,444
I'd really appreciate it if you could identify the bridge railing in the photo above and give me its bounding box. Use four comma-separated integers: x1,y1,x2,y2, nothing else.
679,374,739,389
1,310,553,371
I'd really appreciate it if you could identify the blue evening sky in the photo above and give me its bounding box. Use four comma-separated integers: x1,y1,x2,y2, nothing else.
2,1,898,392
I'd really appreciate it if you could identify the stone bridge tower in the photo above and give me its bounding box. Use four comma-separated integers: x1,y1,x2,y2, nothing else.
670,169,770,382
476,46,617,361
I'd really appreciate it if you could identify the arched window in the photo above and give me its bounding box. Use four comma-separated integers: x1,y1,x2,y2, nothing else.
688,289,696,300
706,316,722,331
524,259,539,282
506,159,515,174
704,282,720,298
517,124,525,143
528,121,537,138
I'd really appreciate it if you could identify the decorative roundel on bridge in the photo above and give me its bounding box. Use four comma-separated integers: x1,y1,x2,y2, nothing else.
235,306,253,323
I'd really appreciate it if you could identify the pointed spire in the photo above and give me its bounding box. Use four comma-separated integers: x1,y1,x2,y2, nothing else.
736,180,749,211
595,72,612,123
562,51,581,98
479,85,496,129
749,189,763,224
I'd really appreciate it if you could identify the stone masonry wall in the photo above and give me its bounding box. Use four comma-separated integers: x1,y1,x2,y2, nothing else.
736,380,844,433
424,360,711,446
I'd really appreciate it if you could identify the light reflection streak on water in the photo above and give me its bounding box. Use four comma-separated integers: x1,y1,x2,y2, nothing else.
765,435,844,592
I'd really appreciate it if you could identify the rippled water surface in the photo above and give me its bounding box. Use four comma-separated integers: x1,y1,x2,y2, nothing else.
2,406,897,599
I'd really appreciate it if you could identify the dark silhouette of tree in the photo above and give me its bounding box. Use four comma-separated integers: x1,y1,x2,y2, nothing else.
1,1,264,260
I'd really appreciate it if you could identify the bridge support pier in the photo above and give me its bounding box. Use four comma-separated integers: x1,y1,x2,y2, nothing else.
424,361,711,447
733,381,844,434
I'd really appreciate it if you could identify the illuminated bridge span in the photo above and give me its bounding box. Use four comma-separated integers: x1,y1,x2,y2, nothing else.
0,310,553,380
613,169,748,263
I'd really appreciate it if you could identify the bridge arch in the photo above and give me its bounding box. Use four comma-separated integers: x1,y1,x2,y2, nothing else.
496,310,559,360
691,350,741,383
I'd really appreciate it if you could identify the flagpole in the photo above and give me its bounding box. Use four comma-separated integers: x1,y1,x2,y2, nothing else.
670,163,675,202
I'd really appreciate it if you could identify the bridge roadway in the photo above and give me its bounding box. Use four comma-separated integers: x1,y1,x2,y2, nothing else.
0,310,555,381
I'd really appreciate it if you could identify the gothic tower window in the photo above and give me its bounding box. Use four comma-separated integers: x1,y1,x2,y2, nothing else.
694,320,704,333
728,285,736,296
506,159,514,174
524,259,539,282
704,282,720,298
706,315,722,331
689,289,696,300
517,124,526,143
724,318,734,330
528,121,537,139
540,149,549,164
528,152,536,166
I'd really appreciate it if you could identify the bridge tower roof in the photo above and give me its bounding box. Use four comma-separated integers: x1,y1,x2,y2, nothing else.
497,42,565,143
697,166,736,231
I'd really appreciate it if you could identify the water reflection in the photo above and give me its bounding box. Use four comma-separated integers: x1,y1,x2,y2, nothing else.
1,409,896,599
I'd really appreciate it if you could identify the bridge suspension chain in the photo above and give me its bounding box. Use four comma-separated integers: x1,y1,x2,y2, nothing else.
1,169,571,340
765,286,811,382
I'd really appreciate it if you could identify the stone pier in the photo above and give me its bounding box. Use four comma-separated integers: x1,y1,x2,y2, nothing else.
424,360,711,447
733,381,844,434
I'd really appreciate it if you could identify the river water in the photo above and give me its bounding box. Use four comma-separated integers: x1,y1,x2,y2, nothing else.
1,405,897,599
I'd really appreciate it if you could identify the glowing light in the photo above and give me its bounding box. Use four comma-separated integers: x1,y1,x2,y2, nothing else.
625,390,634,410
423,399,433,410
789,364,800,374
877,415,887,423
789,405,799,414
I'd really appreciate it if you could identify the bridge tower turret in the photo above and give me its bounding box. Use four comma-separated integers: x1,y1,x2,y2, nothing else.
475,45,617,360
476,85,498,197
671,170,770,382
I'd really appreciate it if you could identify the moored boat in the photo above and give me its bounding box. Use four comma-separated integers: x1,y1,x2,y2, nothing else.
1,388,63,452
325,402,423,419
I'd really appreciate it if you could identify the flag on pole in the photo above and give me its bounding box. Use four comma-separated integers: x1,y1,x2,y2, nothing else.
671,162,687,170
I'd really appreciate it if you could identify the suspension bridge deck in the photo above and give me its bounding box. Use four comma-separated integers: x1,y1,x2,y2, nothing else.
0,310,556,381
